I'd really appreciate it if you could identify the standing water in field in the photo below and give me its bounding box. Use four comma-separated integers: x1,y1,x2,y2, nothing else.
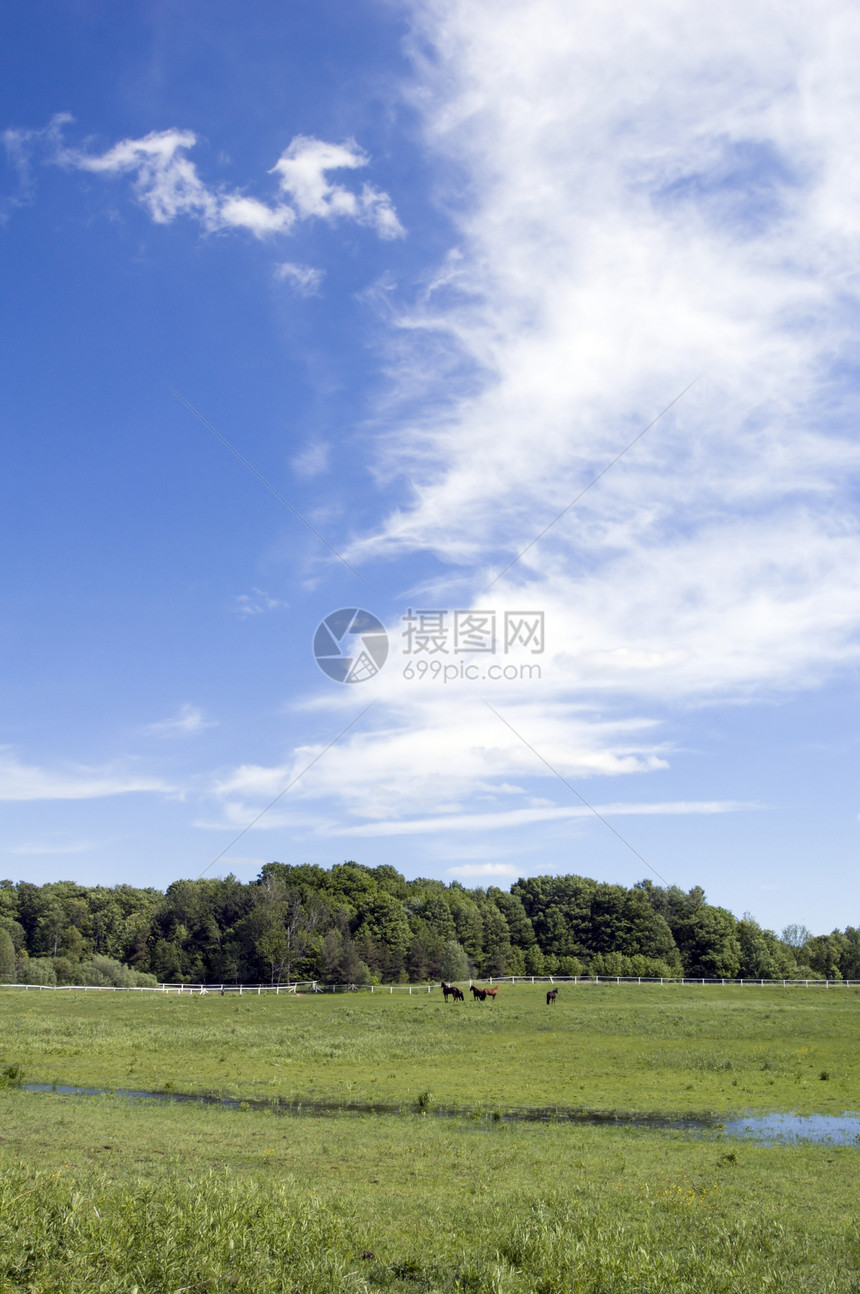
21,1086,860,1145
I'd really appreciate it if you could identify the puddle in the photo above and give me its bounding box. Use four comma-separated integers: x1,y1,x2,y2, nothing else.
721,1112,860,1146
21,1084,860,1144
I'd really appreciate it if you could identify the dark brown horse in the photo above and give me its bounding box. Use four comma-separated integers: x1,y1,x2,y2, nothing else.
470,984,486,1001
546,987,558,1005
441,981,464,1002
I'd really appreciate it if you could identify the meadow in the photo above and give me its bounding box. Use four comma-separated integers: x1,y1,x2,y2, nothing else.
1,983,858,1291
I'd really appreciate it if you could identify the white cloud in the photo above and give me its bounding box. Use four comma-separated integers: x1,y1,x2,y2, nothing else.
5,839,100,856
271,136,405,238
197,1,860,852
1,112,71,215
446,862,520,879
144,704,216,736
0,749,172,801
290,440,330,478
329,800,756,838
276,261,323,295
347,0,860,715
231,588,287,617
10,119,402,242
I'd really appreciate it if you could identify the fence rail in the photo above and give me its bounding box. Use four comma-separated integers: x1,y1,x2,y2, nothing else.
1,974,857,994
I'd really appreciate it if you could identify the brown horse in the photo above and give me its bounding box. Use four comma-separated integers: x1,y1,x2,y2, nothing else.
546,987,558,1005
441,981,464,1002
470,984,487,1001
452,985,464,1001
483,985,499,1001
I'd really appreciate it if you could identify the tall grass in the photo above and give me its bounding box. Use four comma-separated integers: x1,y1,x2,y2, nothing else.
1,1136,857,1292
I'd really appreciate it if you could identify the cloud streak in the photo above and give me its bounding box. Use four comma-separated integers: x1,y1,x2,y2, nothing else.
6,118,403,241
143,705,216,737
0,750,172,801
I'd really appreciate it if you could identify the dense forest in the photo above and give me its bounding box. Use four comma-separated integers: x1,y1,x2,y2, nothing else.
0,864,857,987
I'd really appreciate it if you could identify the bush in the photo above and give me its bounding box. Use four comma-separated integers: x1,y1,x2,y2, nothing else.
15,956,57,986
74,956,158,988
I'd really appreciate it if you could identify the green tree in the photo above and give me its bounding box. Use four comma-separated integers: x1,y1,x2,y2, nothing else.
478,902,512,976
675,906,741,978
804,933,846,980
440,939,470,981
841,928,860,980
0,927,15,981
736,916,795,979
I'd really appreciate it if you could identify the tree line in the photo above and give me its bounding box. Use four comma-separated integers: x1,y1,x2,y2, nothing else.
0,864,856,987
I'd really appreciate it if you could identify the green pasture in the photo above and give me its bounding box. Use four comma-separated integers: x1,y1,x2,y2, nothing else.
1,981,857,1116
1,983,857,1291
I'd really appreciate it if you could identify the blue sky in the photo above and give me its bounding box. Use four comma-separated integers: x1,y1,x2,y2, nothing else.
1,0,858,936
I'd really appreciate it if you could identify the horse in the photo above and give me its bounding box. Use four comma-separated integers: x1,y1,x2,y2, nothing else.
441,980,459,1002
452,986,464,1001
470,984,487,1001
483,985,499,1001
546,987,558,1005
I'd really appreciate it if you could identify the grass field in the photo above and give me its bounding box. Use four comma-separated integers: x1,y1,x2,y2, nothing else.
1,981,857,1115
1,983,858,1291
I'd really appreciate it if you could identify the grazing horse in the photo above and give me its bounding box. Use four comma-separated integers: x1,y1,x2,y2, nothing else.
452,986,464,1001
546,988,558,1005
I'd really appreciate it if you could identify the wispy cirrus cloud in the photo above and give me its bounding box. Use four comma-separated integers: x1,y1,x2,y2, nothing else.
326,800,757,838
5,838,101,856
290,440,330,479
3,118,403,241
143,704,216,737
1,111,71,216
349,0,860,714
275,261,323,295
0,749,172,801
192,0,860,867
231,588,287,618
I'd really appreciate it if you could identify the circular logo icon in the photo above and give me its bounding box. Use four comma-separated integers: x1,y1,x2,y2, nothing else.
313,608,389,683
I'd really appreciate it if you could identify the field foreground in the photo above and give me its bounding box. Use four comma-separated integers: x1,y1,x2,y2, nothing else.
0,983,857,1292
